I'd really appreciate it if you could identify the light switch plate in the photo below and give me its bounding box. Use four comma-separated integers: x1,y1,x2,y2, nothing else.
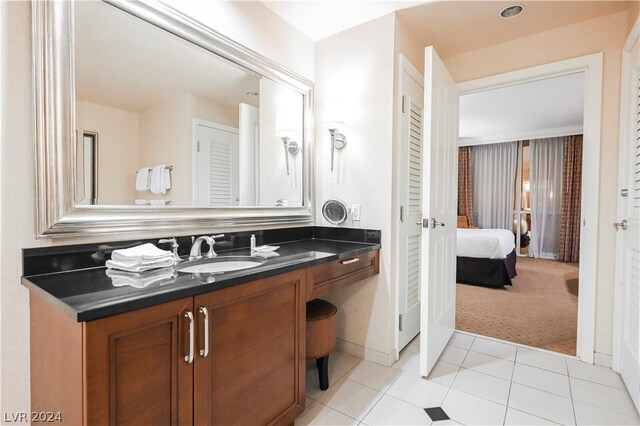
351,204,361,221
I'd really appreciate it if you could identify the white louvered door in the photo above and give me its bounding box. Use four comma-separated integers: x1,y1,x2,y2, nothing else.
615,31,640,413
194,122,239,207
398,60,424,351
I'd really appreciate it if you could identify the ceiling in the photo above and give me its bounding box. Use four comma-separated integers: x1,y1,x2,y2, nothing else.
263,1,633,56
262,1,425,42
459,72,585,144
396,1,633,57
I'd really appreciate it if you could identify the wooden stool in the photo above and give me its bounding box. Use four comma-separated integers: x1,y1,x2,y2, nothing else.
306,299,337,391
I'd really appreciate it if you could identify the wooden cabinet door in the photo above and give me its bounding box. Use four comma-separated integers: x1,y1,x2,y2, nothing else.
194,270,306,426
84,297,194,426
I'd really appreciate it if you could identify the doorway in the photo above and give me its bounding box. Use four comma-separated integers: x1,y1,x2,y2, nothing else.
395,53,603,368
455,55,602,362
456,74,584,354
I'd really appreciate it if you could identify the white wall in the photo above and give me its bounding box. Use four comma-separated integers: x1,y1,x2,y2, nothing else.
1,2,38,415
258,78,304,207
315,14,397,363
162,0,315,81
186,94,238,129
138,96,187,205
0,0,5,411
0,1,313,415
76,101,140,205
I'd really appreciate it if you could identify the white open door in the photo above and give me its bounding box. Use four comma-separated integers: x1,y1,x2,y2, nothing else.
239,103,259,206
614,26,640,413
419,47,459,376
398,56,425,351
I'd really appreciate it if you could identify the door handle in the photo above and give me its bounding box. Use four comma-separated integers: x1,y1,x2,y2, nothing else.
429,218,445,228
613,220,628,231
417,219,445,228
184,311,194,364
198,306,209,358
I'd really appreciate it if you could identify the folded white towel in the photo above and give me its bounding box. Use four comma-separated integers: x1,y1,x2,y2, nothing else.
150,165,169,194
135,199,150,205
253,245,279,253
107,267,176,288
136,167,151,191
111,243,172,262
106,256,175,273
252,251,280,259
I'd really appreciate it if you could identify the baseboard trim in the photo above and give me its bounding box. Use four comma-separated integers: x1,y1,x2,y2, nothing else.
335,338,395,367
594,352,612,368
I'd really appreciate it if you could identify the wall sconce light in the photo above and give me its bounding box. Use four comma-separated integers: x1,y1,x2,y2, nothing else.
275,110,300,175
323,99,347,172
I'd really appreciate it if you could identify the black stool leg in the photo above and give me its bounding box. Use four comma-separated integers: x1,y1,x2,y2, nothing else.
316,355,329,390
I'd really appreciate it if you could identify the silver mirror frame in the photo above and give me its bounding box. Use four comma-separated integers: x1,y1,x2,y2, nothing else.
33,0,315,238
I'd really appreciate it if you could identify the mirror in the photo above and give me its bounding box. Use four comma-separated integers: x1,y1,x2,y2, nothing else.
74,1,304,208
33,0,314,237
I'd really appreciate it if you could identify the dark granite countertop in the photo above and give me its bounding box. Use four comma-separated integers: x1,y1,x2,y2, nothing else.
22,237,380,322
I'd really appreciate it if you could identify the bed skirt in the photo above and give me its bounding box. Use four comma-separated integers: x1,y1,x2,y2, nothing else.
456,249,517,288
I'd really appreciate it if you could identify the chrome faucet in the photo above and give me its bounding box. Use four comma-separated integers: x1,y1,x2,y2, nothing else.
189,236,213,261
188,234,225,261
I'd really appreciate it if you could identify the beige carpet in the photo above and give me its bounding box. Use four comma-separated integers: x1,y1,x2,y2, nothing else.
456,257,579,355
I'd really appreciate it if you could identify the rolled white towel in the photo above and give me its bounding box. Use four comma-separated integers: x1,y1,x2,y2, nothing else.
111,243,172,262
136,167,151,191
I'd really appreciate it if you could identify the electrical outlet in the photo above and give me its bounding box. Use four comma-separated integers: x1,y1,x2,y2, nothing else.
351,204,361,221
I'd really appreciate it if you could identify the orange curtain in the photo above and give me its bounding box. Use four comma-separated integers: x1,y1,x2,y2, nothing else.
458,146,474,226
558,135,582,263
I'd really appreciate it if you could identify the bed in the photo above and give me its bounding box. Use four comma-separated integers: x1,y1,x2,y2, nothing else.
457,228,517,287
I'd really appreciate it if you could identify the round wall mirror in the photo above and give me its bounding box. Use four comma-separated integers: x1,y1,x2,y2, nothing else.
322,199,348,225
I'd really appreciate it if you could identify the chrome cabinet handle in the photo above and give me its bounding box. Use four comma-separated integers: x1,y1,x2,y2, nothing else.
341,257,360,265
184,311,194,364
198,306,209,358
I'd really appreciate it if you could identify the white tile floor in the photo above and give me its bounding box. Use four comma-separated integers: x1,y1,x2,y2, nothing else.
296,333,640,426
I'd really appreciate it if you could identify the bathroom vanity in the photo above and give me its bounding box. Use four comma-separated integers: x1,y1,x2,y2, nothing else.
25,1,380,423
22,227,380,425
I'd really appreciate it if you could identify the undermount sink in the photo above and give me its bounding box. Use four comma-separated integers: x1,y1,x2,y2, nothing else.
175,256,266,274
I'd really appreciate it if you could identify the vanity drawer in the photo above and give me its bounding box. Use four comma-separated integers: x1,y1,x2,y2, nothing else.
307,250,379,300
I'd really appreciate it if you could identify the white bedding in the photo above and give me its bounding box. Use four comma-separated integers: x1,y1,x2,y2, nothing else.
457,228,515,259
